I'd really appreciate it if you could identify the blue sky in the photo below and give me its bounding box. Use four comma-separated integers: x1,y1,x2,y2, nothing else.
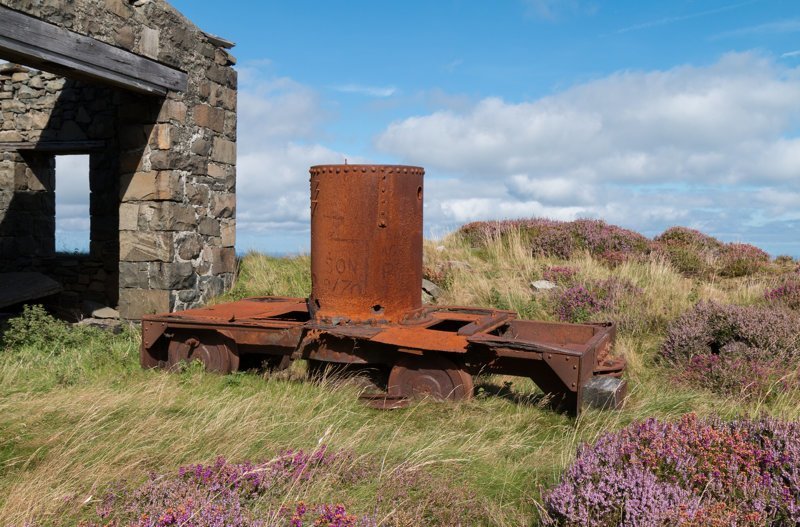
57,0,800,256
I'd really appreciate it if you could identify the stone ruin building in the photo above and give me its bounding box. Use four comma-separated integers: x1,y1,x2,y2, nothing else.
0,0,237,319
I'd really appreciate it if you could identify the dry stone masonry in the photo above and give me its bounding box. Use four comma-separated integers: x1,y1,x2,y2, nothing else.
0,0,238,319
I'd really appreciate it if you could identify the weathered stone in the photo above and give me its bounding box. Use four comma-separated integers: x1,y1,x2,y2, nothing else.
194,104,224,133
211,137,235,164
150,123,172,150
118,261,149,288
531,280,557,291
105,0,132,18
139,26,160,59
190,137,211,156
198,275,225,300
157,99,187,123
186,182,210,206
17,85,40,99
119,231,173,262
583,376,627,410
118,288,170,319
220,220,235,247
114,25,135,48
210,193,235,218
148,150,182,171
120,171,182,202
119,203,139,230
421,278,442,300
11,72,29,83
139,201,196,231
148,261,195,289
197,216,220,236
177,233,202,260
177,288,199,304
0,130,22,142
210,247,236,274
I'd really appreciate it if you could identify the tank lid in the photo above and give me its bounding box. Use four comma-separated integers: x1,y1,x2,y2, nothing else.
309,164,424,176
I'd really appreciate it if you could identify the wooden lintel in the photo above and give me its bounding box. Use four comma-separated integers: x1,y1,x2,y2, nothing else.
0,5,187,96
0,140,107,153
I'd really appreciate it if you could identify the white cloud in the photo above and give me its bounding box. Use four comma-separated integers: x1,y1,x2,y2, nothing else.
615,0,759,34
376,52,800,254
332,84,397,97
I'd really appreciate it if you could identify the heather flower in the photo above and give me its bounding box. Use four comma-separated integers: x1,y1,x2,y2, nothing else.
458,218,651,260
661,301,800,396
543,414,800,526
542,266,578,285
718,243,770,277
552,285,604,323
88,448,374,527
765,281,800,310
551,278,642,324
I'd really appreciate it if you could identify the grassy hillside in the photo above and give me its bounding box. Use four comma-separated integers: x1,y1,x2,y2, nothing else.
1,224,798,526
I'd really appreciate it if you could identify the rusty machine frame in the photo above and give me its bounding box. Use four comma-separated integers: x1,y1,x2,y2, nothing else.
141,165,625,413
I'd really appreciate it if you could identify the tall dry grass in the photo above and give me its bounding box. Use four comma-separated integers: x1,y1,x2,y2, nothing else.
1,228,797,525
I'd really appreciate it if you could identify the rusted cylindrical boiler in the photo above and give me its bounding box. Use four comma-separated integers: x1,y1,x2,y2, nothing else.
308,164,424,323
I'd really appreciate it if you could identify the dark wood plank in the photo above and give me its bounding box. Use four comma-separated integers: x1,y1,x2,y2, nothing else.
0,140,106,152
0,272,62,309
0,5,187,95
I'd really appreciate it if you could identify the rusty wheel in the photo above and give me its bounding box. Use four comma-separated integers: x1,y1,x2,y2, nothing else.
388,354,473,401
167,332,238,373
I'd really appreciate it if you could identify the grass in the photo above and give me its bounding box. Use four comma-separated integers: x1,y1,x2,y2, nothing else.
1,229,798,526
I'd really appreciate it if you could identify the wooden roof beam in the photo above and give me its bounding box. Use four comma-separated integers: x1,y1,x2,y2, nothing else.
0,5,187,96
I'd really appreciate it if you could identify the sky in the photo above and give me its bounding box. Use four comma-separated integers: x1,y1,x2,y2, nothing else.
56,0,800,256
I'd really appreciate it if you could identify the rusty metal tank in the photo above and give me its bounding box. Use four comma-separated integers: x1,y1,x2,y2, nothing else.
308,164,424,323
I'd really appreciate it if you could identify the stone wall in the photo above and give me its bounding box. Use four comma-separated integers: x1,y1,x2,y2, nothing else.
0,0,237,319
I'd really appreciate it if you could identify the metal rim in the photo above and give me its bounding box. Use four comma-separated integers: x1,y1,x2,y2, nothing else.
388,354,473,401
167,332,237,373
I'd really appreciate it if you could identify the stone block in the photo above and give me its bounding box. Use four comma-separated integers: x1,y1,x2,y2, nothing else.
0,130,22,142
115,25,135,48
157,100,187,123
190,137,211,156
199,275,225,300
148,261,196,289
119,231,173,262
194,104,224,133
211,138,235,164
119,203,139,230
0,161,13,188
198,216,220,236
209,192,235,218
118,288,170,319
211,247,236,274
118,261,148,288
150,123,172,150
139,201,196,231
186,182,210,207
220,220,235,247
105,0,132,18
176,233,202,260
119,149,146,174
120,171,182,202
583,376,627,410
139,27,160,59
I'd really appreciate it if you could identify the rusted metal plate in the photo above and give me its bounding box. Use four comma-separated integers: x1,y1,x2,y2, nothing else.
159,297,307,323
308,165,424,324
370,326,469,354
